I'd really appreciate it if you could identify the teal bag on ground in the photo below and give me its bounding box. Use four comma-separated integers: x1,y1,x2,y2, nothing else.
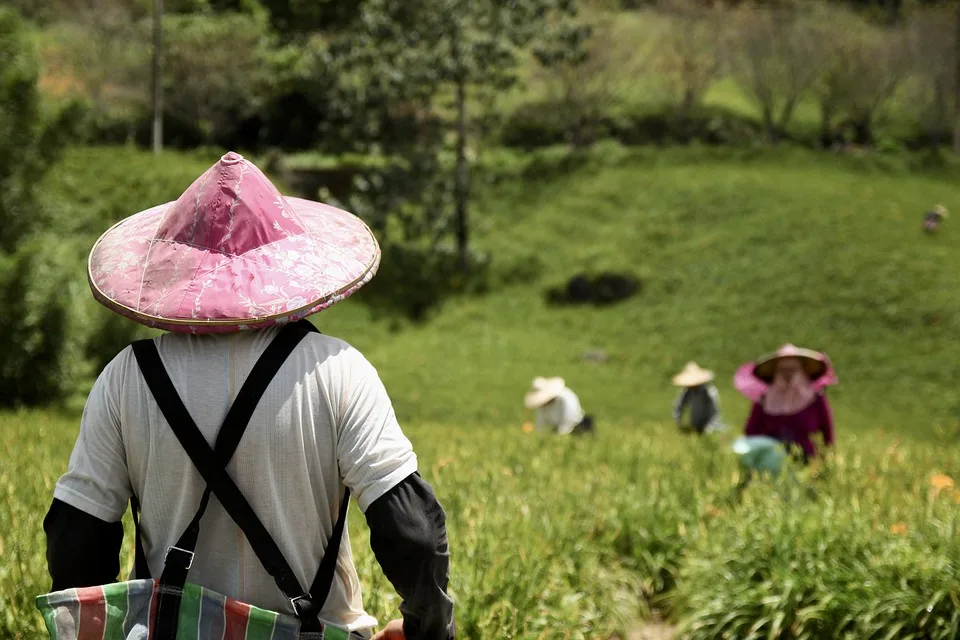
731,435,788,476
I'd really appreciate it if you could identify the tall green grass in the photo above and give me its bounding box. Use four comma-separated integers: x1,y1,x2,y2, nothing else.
2,411,958,638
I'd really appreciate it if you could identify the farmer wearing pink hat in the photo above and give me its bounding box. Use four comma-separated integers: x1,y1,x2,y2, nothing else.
42,153,454,640
740,344,836,463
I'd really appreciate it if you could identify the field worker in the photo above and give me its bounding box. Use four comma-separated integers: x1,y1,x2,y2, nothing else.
671,362,725,434
524,376,595,435
923,204,948,233
41,153,455,640
742,344,836,463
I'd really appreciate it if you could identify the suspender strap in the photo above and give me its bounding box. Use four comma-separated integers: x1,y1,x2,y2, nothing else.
130,319,323,582
310,483,350,610
132,320,347,635
155,322,316,590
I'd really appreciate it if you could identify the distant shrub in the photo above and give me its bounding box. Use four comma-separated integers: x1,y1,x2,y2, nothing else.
905,7,956,150
545,272,641,307
611,106,766,146
502,101,765,149
499,100,578,149
530,15,634,149
0,8,89,406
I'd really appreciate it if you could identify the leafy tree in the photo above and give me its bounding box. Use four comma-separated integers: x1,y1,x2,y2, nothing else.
0,8,79,252
162,12,274,144
812,4,910,146
0,7,87,406
328,0,588,273
725,2,826,143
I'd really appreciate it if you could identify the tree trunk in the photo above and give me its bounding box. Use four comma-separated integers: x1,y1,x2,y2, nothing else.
954,2,960,154
851,114,873,147
762,105,778,145
454,68,469,272
819,101,834,149
680,86,696,118
151,0,164,155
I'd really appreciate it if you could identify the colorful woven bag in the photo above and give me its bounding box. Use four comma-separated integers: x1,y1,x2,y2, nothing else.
37,321,361,640
37,580,353,639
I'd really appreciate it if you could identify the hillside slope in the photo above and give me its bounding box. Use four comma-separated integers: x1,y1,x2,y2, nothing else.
321,147,960,437
44,146,960,439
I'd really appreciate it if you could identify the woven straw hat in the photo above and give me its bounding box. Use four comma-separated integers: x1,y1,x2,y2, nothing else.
672,362,715,387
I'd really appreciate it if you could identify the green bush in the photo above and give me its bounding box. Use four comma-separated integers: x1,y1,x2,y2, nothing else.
610,106,767,147
0,146,215,406
0,7,79,252
500,101,768,149
499,100,590,149
0,235,90,406
0,7,87,406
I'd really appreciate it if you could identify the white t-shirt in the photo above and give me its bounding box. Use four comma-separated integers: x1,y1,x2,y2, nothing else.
535,387,585,435
53,326,418,634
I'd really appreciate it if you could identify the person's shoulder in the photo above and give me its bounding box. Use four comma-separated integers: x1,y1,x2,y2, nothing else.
100,342,139,378
300,331,377,372
301,329,354,353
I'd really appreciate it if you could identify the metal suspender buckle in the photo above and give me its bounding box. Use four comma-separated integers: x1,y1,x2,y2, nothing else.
290,593,315,617
164,545,195,570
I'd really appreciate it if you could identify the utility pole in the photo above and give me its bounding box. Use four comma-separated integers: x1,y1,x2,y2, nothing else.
152,0,163,154
954,0,960,153
451,25,470,273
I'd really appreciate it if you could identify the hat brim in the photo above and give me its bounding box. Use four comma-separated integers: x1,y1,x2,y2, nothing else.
753,349,827,383
88,197,380,333
88,197,380,334
524,382,565,409
672,371,714,387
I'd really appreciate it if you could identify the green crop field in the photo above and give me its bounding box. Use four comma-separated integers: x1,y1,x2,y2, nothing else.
2,144,960,638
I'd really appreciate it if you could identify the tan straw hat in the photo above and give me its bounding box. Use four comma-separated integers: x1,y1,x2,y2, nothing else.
752,344,828,382
524,376,566,409
672,362,715,387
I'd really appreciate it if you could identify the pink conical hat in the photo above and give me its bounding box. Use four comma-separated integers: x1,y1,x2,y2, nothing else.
88,152,380,334
733,344,837,402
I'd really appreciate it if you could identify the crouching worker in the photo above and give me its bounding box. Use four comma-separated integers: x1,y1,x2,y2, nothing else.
39,153,455,640
524,377,595,435
672,362,725,434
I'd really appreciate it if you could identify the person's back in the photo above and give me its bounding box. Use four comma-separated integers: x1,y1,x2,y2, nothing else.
671,363,723,434
674,385,719,432
67,327,412,627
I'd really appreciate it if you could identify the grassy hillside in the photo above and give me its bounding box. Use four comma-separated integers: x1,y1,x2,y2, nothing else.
319,145,960,440
4,145,959,638
40,145,960,440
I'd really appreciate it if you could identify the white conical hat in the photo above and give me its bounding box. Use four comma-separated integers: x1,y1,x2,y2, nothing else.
524,376,566,409
672,362,714,387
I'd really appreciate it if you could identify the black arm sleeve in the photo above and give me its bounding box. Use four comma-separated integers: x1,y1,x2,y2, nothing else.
364,472,455,640
44,498,124,591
